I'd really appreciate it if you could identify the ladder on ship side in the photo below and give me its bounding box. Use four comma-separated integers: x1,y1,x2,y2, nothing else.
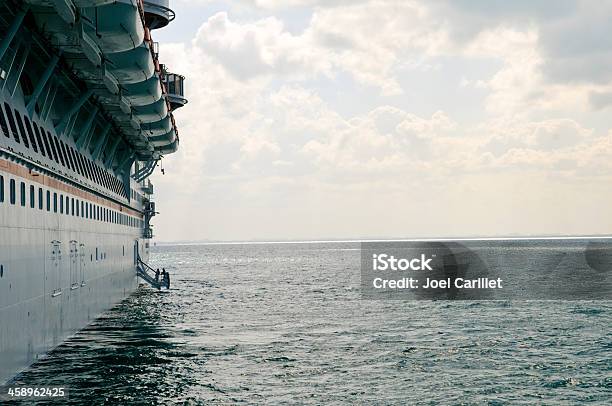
136,256,169,290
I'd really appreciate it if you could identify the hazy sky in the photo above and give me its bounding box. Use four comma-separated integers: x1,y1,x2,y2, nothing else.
149,0,612,242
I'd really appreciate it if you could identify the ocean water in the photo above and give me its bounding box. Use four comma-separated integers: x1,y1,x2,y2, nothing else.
6,242,612,405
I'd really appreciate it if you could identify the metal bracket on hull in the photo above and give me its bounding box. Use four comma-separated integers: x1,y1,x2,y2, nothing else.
0,6,29,63
104,137,122,167
132,159,157,182
27,53,60,115
55,88,94,135
92,122,112,161
8,42,30,97
75,106,99,149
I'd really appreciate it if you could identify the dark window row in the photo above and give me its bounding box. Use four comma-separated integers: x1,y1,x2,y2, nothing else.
0,102,127,198
0,175,142,228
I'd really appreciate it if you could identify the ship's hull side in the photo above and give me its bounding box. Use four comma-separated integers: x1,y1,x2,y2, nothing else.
0,165,147,384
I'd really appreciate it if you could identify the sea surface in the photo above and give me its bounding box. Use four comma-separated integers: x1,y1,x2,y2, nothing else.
6,242,612,405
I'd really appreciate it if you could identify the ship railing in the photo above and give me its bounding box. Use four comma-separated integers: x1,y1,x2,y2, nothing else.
142,180,154,195
161,71,187,109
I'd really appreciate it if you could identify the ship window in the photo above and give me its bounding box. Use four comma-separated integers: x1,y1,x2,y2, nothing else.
96,247,98,261
53,192,57,213
85,159,92,181
71,198,74,216
20,182,25,206
23,116,38,153
65,195,70,215
46,130,59,163
80,153,88,178
0,106,10,138
76,199,79,216
14,111,29,148
82,154,91,180
46,190,50,211
30,185,34,208
84,156,93,180
59,141,72,171
0,175,3,202
38,188,43,210
60,194,63,214
95,165,101,185
53,137,66,167
75,152,85,178
9,179,15,204
32,123,45,157
91,162,100,185
85,202,88,218
39,126,52,159
93,164,101,185
91,164,97,184
69,147,82,176
81,200,84,217
65,143,76,172
63,142,73,171
4,103,19,143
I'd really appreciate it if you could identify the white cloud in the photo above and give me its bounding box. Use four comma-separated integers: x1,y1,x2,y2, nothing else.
150,0,612,241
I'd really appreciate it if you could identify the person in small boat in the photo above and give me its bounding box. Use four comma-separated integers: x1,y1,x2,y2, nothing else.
155,268,160,282
162,268,170,289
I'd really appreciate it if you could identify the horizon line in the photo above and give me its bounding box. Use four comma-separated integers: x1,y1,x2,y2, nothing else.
152,234,612,246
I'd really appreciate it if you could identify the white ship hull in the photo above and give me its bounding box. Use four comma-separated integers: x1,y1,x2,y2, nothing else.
0,163,149,384
0,0,184,384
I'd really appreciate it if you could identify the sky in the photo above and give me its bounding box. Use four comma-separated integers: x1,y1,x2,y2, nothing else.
148,0,612,242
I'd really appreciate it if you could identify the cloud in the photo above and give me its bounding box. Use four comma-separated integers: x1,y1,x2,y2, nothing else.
589,91,612,110
193,11,333,81
150,1,612,240
483,119,593,155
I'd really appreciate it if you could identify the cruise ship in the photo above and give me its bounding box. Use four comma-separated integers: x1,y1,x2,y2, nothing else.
0,0,186,383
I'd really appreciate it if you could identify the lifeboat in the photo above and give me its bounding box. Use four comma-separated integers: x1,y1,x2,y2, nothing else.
82,1,144,52
141,116,172,136
148,129,176,146
132,98,168,124
155,138,179,154
123,76,163,106
106,44,156,84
